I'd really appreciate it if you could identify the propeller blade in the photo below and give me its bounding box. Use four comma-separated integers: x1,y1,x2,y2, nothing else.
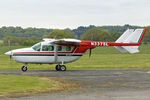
89,48,92,58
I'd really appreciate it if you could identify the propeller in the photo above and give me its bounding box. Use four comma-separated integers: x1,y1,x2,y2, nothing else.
89,48,92,58
8,40,12,60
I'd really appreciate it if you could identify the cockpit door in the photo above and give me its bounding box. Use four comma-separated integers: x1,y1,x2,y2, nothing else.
41,44,56,63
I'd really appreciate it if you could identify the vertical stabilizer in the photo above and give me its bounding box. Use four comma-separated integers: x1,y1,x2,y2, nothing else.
115,28,146,54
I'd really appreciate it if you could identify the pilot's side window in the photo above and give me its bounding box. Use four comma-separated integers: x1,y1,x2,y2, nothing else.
42,45,54,51
42,45,48,51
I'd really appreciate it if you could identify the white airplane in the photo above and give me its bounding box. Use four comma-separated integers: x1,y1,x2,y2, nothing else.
5,28,146,72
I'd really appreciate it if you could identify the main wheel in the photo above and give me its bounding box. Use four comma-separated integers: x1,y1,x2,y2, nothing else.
21,66,28,72
60,65,67,71
55,65,61,71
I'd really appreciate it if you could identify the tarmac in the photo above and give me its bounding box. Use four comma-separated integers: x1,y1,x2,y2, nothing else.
1,70,150,100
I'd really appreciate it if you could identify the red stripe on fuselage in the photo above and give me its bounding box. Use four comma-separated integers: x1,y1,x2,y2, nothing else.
13,52,83,55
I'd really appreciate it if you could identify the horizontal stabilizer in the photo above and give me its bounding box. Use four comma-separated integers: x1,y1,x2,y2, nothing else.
114,46,128,53
115,46,139,53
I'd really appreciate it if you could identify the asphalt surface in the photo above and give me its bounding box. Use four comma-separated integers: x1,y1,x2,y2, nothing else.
1,70,150,100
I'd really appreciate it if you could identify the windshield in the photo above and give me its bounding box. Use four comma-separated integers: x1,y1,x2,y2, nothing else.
32,43,41,51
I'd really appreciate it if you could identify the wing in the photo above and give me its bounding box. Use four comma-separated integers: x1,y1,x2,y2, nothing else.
51,39,81,46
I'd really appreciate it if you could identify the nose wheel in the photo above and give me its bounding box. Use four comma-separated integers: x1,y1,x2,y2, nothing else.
21,65,28,72
56,65,66,71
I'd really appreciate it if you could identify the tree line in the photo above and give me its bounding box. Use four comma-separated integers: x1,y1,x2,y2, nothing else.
1,24,150,46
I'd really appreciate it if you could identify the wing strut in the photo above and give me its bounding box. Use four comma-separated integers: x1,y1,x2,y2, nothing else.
54,44,58,63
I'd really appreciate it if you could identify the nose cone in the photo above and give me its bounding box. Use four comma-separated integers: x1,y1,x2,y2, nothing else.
5,51,12,56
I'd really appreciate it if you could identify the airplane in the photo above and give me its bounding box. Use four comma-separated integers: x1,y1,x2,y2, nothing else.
5,28,146,72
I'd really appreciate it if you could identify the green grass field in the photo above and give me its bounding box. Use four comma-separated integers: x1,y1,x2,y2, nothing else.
0,75,79,97
0,40,3,44
0,44,149,96
0,44,150,70
0,75,53,96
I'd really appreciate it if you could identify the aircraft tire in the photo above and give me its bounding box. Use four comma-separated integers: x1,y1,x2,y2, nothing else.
56,65,61,71
21,66,28,72
60,65,66,71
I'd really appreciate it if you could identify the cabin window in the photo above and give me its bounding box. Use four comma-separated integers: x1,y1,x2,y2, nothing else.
32,43,41,51
57,46,62,51
42,45,54,51
66,46,72,51
48,46,54,51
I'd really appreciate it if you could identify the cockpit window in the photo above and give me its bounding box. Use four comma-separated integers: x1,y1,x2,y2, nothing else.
32,43,41,51
42,45,54,51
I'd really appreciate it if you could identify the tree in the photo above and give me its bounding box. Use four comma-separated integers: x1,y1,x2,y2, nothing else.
110,32,121,41
3,36,41,46
143,26,150,43
81,28,112,41
0,26,52,39
72,26,87,39
47,29,75,39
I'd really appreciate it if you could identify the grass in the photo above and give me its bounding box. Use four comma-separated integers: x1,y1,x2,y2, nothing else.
69,44,150,69
0,75,79,97
0,75,52,96
0,44,149,96
0,44,150,70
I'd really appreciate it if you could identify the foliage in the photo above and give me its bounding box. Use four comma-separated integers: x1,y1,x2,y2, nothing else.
0,24,149,46
73,24,141,39
47,29,75,39
81,28,112,41
72,25,96,39
100,24,141,34
0,26,52,39
143,26,150,43
3,36,41,46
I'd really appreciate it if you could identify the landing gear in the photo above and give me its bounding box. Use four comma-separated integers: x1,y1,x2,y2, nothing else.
21,65,28,72
56,65,61,71
55,65,67,71
60,65,66,71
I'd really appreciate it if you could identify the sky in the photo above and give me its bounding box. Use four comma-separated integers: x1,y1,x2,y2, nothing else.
0,0,149,29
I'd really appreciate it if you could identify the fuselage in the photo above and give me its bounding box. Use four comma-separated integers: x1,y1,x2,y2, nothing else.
5,39,93,64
